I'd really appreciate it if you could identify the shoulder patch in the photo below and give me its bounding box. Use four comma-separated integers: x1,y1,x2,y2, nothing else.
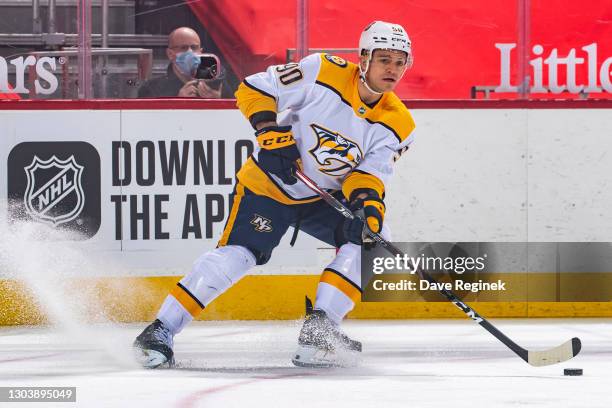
315,54,358,104
324,54,348,68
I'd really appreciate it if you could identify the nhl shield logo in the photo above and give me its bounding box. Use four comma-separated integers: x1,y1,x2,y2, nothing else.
24,155,85,226
308,124,363,176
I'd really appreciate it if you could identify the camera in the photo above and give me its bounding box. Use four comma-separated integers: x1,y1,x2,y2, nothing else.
194,54,221,80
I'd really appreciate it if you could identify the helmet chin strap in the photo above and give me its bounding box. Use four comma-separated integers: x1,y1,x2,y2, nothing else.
359,58,384,96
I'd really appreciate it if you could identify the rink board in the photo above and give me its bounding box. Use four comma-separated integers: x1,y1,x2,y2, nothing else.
1,274,612,325
1,100,612,323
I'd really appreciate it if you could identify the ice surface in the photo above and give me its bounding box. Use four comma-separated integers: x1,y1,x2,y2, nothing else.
0,318,609,408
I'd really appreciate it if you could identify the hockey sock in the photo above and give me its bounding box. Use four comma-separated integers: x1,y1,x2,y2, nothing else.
315,243,361,324
157,245,256,335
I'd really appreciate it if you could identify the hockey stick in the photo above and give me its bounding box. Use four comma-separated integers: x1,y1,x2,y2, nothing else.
294,169,581,367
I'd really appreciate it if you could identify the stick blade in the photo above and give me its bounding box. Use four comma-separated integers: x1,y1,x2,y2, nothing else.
527,337,582,367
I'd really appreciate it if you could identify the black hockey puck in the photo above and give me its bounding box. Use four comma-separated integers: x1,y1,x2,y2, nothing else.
563,368,583,376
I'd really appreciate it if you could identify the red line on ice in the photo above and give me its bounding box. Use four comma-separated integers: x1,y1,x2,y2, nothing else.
176,373,312,408
0,352,64,364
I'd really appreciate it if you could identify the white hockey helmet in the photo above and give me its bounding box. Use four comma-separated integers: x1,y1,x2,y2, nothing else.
359,21,413,68
357,21,413,95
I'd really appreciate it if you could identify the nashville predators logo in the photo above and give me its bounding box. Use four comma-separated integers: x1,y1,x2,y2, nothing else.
251,214,273,232
308,124,363,176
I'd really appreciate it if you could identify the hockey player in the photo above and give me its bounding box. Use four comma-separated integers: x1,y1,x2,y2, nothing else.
134,20,416,368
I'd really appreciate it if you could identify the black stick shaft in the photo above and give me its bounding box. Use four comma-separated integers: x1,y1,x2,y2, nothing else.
294,169,529,363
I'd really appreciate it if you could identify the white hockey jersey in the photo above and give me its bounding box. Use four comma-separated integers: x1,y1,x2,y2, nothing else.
235,53,415,205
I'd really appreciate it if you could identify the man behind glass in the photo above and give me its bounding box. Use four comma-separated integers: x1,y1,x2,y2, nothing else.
138,27,227,98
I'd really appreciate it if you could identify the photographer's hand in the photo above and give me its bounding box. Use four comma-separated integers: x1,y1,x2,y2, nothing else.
196,80,222,99
178,80,199,97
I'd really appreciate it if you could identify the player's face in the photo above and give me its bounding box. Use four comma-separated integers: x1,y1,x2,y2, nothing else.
363,50,408,93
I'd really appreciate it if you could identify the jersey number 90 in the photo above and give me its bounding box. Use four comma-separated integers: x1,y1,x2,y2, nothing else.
276,63,304,86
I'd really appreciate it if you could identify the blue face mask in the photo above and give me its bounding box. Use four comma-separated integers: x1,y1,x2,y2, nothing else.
174,51,200,78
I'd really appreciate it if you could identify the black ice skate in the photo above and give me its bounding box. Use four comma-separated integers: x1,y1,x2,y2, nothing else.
292,298,362,368
133,319,175,368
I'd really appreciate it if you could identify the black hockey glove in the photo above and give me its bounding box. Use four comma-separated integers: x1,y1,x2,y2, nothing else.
255,125,301,185
343,192,386,245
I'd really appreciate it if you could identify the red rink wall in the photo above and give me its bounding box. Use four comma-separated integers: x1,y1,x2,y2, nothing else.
187,1,612,100
0,99,611,323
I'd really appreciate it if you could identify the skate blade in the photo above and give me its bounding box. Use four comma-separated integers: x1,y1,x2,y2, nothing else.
134,348,175,369
292,345,360,368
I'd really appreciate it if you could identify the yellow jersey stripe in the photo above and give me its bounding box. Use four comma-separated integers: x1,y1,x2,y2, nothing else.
365,96,416,144
342,170,385,200
315,54,415,143
241,78,275,99
218,183,246,247
236,157,321,205
235,80,277,123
